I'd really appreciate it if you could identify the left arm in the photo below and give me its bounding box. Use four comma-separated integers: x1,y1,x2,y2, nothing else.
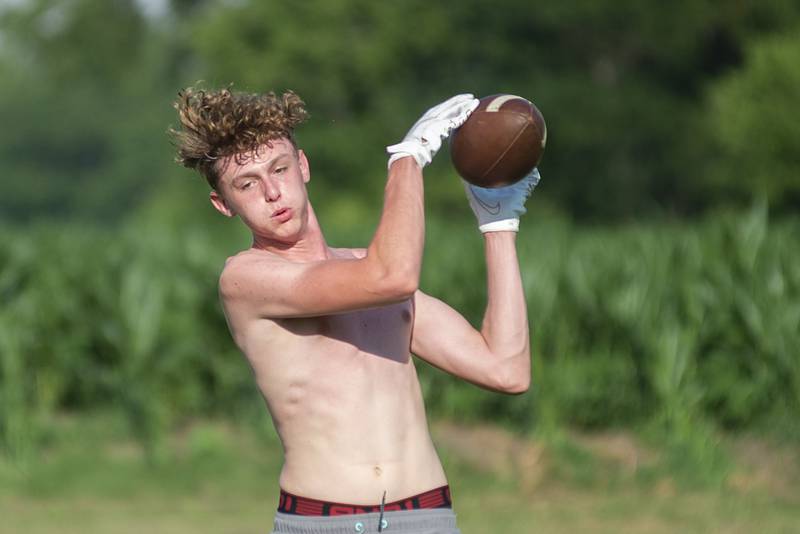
411,169,541,394
411,231,530,394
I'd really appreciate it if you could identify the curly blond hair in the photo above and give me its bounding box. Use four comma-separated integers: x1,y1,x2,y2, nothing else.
170,86,308,188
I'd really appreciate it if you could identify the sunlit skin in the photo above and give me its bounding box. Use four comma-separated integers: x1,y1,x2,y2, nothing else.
209,141,321,256
211,138,531,504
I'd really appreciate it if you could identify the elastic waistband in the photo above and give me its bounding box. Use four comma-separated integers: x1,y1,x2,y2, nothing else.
272,508,458,534
278,485,452,516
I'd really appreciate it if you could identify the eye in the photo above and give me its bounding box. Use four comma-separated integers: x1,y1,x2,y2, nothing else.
274,166,287,175
240,181,255,190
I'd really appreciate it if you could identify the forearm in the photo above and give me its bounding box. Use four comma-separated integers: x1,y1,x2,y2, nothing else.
367,157,425,290
408,232,530,394
366,93,474,296
481,232,530,368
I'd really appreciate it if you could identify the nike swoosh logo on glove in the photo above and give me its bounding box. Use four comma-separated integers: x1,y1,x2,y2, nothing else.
474,195,501,214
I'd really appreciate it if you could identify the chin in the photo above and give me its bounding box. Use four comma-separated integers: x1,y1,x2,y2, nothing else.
256,224,305,246
273,233,302,246
246,209,308,245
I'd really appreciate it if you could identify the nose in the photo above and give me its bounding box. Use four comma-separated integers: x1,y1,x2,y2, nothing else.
264,179,281,202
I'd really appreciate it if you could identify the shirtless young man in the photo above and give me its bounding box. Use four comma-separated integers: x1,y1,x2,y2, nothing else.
172,89,539,533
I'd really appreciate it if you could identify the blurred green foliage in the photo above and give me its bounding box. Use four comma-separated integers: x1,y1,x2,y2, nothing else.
707,30,800,206
1,0,799,221
1,0,799,461
2,208,798,457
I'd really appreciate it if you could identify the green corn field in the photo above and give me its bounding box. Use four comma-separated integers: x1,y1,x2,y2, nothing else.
1,204,798,460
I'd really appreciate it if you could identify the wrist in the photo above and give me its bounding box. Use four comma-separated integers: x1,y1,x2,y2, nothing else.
388,154,421,172
478,218,520,233
483,232,517,250
388,151,426,169
387,143,428,169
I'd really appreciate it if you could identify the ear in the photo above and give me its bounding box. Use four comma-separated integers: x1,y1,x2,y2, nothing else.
210,190,235,217
297,149,311,184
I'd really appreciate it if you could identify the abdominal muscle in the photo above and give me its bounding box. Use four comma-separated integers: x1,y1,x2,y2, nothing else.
239,303,448,505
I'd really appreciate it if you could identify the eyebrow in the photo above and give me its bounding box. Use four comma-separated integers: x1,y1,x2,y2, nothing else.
231,153,292,182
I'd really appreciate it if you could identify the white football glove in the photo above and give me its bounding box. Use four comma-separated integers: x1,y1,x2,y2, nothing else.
464,168,541,233
387,94,479,169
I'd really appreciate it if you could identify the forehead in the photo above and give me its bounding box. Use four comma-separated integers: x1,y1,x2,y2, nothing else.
217,139,297,182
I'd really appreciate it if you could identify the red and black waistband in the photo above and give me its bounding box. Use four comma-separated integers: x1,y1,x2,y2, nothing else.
278,485,452,516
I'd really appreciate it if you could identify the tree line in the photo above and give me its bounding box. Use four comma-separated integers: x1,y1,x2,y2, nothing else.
1,0,798,223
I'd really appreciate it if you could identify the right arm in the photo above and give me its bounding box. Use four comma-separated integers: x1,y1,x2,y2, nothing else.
410,169,542,393
219,157,424,318
220,94,478,318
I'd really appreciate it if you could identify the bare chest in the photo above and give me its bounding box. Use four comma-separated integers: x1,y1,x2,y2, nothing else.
275,300,414,364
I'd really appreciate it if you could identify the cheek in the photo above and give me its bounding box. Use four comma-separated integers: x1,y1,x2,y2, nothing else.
238,187,265,203
229,194,261,218
290,178,308,198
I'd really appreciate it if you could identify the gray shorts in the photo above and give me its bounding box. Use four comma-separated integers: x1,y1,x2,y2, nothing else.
270,508,461,534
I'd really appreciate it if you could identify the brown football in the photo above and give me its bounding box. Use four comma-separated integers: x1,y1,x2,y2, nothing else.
450,94,546,188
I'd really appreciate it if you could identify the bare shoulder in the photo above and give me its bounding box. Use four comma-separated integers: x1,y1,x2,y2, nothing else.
222,247,283,269
218,245,386,319
219,246,366,293
221,247,279,275
218,248,286,296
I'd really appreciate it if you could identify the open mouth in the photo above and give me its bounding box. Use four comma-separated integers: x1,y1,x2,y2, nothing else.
272,207,292,222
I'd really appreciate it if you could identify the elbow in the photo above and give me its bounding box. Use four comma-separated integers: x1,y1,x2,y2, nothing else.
504,375,531,395
372,263,419,302
498,373,531,395
492,352,532,395
363,246,420,302
381,271,419,302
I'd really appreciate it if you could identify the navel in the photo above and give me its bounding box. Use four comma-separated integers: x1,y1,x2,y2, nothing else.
373,465,383,477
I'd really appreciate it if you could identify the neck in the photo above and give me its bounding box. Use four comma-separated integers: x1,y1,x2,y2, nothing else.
251,202,330,261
